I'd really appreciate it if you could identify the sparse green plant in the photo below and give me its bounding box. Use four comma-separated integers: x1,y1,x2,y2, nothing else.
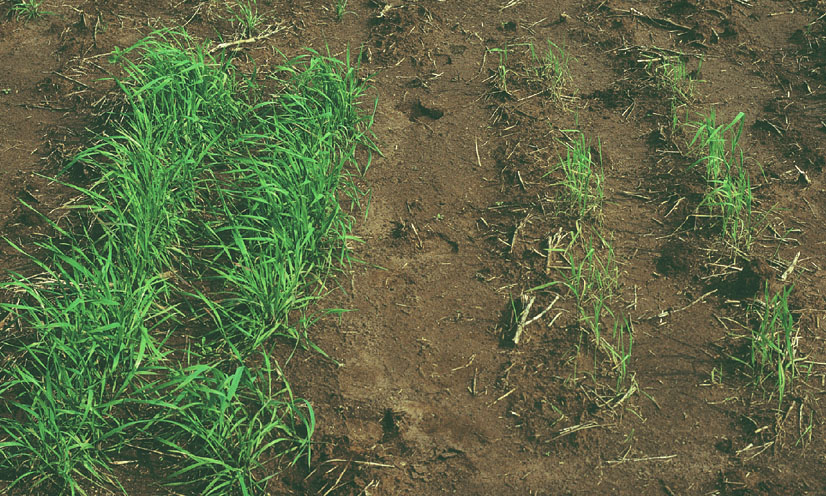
532,227,618,310
702,166,754,252
569,229,618,305
689,110,759,254
334,0,350,20
488,46,510,95
531,226,631,392
646,55,702,130
528,39,572,100
559,231,618,330
647,55,700,104
749,283,799,407
795,410,813,447
227,0,263,37
710,364,724,385
607,315,634,391
549,130,604,220
689,110,744,183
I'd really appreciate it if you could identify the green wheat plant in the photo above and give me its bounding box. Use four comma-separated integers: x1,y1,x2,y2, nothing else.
647,55,700,103
334,0,349,20
550,130,604,220
155,357,314,495
528,39,572,100
646,55,701,130
68,31,247,280
689,110,744,183
560,231,619,348
609,316,634,391
227,0,264,37
530,226,631,392
0,230,175,494
488,46,510,95
0,28,376,493
689,111,757,253
702,167,754,252
749,283,799,407
532,227,618,317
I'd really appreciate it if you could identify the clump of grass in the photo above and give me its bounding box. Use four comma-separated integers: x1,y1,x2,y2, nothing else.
549,130,604,220
192,47,375,357
157,357,314,495
0,28,375,493
0,233,174,494
702,167,753,252
532,226,633,392
334,0,349,20
226,0,264,37
646,55,701,130
748,283,799,408
690,110,744,183
647,55,701,103
608,315,634,391
688,110,758,254
528,39,572,100
557,228,619,310
11,0,48,20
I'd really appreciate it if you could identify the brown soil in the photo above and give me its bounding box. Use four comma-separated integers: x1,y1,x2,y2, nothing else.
2,0,826,494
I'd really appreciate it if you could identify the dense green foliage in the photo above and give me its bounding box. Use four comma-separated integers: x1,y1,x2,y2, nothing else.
0,29,374,495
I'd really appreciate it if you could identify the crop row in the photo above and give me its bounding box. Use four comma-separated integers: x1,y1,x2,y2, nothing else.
0,29,375,495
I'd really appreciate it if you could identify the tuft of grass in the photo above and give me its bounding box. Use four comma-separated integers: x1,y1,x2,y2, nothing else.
156,357,314,495
528,39,572,100
556,227,619,309
11,0,48,20
748,283,799,408
689,110,744,184
549,130,604,220
68,32,246,281
646,54,701,130
334,0,349,20
226,0,264,37
647,55,701,102
531,226,632,393
0,229,176,494
689,110,759,254
606,315,634,392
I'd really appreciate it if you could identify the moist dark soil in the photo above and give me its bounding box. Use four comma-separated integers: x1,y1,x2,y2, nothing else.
2,0,826,494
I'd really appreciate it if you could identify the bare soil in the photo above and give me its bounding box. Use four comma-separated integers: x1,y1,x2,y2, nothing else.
2,0,826,494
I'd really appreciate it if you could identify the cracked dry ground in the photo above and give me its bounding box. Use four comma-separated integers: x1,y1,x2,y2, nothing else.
2,0,826,494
